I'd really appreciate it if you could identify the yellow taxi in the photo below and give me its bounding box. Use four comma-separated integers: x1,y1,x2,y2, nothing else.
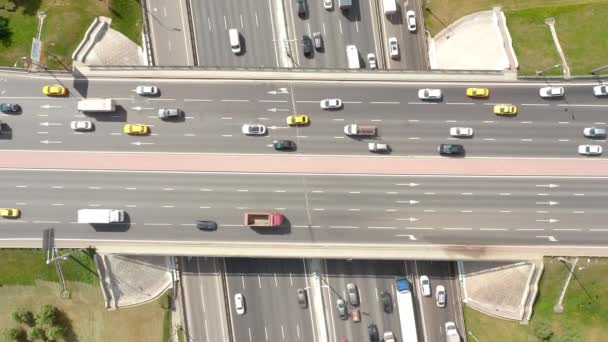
493,104,518,115
42,85,68,96
466,87,489,98
286,114,310,126
0,208,21,218
123,124,150,135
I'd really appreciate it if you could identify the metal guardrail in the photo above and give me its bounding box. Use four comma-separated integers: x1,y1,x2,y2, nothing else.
140,0,155,66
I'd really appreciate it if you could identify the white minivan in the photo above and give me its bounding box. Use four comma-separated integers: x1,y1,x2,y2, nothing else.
229,28,241,54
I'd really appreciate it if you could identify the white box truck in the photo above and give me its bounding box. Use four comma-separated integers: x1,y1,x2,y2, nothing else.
77,98,116,112
78,209,125,224
383,0,397,14
396,278,419,342
345,45,360,69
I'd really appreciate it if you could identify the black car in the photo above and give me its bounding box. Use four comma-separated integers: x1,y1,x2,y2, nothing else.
438,143,464,155
296,0,306,18
274,140,296,151
380,291,393,313
196,220,218,231
367,323,379,342
297,288,308,308
302,35,313,56
0,103,20,113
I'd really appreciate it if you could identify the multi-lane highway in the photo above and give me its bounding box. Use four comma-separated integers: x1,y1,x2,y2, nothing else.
322,259,405,342
2,75,608,157
2,170,608,247
224,258,315,342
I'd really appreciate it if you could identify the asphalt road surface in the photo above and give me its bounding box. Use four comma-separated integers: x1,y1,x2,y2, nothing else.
411,261,464,342
1,170,608,247
285,0,382,69
379,0,428,70
224,258,315,342
181,256,230,342
322,259,406,342
190,0,281,68
146,0,194,65
1,75,608,157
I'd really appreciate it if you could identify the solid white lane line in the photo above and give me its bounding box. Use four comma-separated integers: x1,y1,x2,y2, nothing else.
220,99,250,102
330,225,359,229
371,101,399,104
368,226,396,229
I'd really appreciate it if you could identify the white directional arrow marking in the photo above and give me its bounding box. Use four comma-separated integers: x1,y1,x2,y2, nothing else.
536,219,559,223
536,201,559,206
39,122,62,126
396,217,419,222
40,140,62,144
396,183,419,187
131,106,154,111
40,104,62,109
266,108,290,112
131,142,155,146
396,234,418,240
267,87,289,95
536,184,559,188
396,200,419,204
536,235,558,242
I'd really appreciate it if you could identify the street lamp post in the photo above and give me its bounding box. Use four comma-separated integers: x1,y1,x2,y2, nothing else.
536,63,561,76
468,330,481,342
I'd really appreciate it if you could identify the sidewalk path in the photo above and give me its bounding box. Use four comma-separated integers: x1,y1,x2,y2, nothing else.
0,151,607,177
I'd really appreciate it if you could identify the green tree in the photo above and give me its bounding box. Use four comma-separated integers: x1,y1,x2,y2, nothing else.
0,16,9,40
0,0,16,11
27,327,45,341
533,319,553,341
3,327,26,342
35,305,58,326
551,329,583,342
12,308,34,326
45,325,67,342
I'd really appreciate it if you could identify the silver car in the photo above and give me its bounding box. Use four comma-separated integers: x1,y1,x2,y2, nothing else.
158,108,182,119
241,124,267,135
70,120,93,131
367,53,377,69
539,86,564,98
320,98,343,109
135,85,159,96
578,144,602,156
346,283,359,306
418,88,442,100
436,285,446,307
583,127,606,138
449,127,474,137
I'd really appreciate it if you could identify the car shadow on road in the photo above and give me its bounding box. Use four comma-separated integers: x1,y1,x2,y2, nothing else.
251,218,291,235
0,123,13,140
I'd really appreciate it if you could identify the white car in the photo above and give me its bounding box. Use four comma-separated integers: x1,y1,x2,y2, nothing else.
241,124,266,135
135,85,159,96
368,142,389,152
383,331,395,342
320,98,343,109
578,144,602,156
593,85,608,97
367,53,377,69
234,293,245,315
406,10,416,32
436,285,446,308
70,120,93,131
539,86,564,98
323,0,332,9
419,275,431,297
418,88,442,100
449,127,474,137
388,37,399,58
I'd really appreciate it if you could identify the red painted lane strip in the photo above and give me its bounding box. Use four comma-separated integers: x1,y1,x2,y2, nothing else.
0,151,607,176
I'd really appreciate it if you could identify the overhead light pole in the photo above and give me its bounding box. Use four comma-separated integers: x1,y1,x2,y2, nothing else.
536,63,561,76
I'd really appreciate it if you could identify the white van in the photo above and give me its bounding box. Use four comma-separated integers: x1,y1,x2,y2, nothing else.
229,28,241,54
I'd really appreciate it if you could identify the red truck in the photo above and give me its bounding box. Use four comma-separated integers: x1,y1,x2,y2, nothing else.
244,212,283,227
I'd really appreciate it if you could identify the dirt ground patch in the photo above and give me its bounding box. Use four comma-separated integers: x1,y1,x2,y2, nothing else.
0,281,165,342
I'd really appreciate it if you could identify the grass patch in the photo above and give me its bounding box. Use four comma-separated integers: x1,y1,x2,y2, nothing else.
108,0,142,45
0,281,165,341
0,249,98,286
162,306,172,342
422,0,608,76
0,0,141,69
463,258,608,342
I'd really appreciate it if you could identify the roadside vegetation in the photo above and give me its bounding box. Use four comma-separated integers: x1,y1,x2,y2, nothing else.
463,257,608,342
0,0,141,70
0,249,166,341
423,0,608,76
